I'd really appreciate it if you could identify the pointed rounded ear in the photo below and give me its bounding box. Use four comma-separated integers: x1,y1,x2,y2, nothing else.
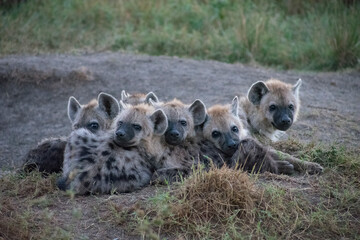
120,90,130,101
68,96,82,123
292,78,302,99
144,92,159,104
247,81,269,105
189,99,207,126
118,100,128,111
98,92,120,120
150,109,168,135
148,98,158,107
231,96,239,116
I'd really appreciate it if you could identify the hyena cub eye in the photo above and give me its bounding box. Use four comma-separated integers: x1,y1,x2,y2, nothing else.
133,124,142,131
179,120,187,126
288,104,294,110
86,121,99,132
269,104,277,111
231,126,239,133
212,130,220,138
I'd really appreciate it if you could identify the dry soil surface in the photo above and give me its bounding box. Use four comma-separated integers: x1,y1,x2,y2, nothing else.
0,52,359,238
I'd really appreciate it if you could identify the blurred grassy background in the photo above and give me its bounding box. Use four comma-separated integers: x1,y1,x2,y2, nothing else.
0,0,359,71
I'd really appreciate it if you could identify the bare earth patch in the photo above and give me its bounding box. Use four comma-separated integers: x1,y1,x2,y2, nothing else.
0,52,359,239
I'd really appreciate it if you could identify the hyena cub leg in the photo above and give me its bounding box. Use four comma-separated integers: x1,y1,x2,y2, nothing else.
269,150,323,174
151,167,191,184
21,137,67,174
230,138,294,175
57,128,104,195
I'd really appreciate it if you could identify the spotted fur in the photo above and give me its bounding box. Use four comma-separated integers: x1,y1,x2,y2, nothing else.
58,104,168,195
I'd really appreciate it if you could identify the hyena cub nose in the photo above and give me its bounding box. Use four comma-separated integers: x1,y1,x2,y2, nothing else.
272,106,294,131
224,135,240,154
114,122,136,145
165,128,182,145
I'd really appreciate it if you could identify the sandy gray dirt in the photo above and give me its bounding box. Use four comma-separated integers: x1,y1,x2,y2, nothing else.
0,52,359,171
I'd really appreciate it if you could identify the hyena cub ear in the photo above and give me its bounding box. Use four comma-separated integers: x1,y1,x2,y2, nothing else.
231,96,239,116
292,78,302,99
144,92,159,104
118,99,127,109
150,109,168,135
189,99,207,126
120,90,130,101
247,81,269,105
98,92,120,120
68,96,82,123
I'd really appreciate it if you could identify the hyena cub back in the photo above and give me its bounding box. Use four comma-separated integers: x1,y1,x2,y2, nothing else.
21,93,119,174
240,78,301,141
59,103,168,195
201,97,294,174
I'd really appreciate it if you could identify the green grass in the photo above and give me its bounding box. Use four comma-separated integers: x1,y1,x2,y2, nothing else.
1,0,359,70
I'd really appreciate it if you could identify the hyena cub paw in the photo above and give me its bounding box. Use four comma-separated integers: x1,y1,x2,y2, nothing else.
151,167,189,185
304,162,323,175
276,160,294,175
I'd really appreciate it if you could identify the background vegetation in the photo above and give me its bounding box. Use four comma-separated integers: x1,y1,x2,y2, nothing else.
1,0,359,70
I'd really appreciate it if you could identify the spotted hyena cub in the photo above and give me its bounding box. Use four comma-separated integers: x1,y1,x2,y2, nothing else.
149,99,207,182
239,78,302,141
58,102,168,195
21,93,119,174
200,97,294,174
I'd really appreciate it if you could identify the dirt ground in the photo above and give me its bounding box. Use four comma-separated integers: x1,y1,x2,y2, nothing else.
0,52,359,239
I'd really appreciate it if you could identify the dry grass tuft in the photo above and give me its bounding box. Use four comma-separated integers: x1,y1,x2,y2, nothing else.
174,166,260,223
132,166,264,238
0,171,58,198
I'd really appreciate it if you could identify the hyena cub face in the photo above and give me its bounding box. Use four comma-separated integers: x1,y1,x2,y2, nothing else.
68,92,120,134
202,97,247,156
248,78,301,131
120,90,160,106
157,99,207,145
113,102,168,148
